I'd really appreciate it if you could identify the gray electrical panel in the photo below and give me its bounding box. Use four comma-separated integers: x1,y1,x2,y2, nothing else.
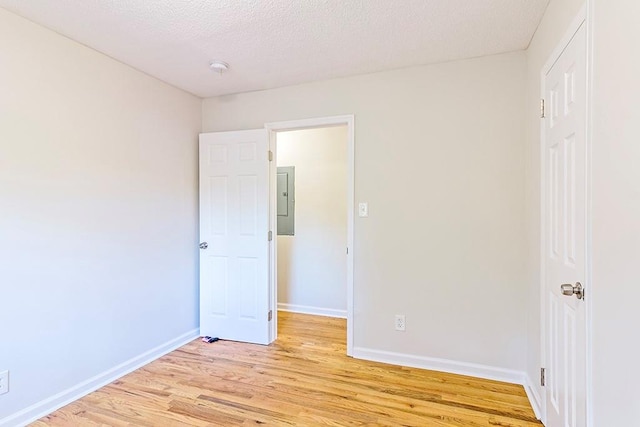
277,166,295,235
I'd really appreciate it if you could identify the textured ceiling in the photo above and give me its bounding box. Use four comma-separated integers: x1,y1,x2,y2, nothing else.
0,1,549,98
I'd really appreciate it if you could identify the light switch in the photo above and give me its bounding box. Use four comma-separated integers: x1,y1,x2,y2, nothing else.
358,202,368,217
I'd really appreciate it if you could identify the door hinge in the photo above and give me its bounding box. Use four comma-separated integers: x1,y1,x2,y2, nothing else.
540,99,546,119
541,368,546,387
268,310,273,321
268,150,273,162
346,247,349,255
268,230,273,241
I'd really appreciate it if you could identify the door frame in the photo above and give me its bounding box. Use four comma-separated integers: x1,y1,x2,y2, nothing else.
265,115,355,355
539,4,592,425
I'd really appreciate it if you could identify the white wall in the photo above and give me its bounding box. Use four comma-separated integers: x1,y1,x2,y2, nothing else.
276,126,348,316
203,51,528,376
523,0,586,410
591,0,640,424
0,8,201,425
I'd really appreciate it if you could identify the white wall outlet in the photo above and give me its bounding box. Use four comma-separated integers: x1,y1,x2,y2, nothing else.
358,202,368,217
0,370,9,395
395,315,406,331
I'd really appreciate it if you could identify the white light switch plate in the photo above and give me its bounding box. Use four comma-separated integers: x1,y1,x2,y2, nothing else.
358,202,368,217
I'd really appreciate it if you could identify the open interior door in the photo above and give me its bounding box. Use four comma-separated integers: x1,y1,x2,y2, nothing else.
199,129,272,345
543,22,587,427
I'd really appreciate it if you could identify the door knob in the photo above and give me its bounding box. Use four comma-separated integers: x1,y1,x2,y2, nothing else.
199,242,208,250
561,282,584,300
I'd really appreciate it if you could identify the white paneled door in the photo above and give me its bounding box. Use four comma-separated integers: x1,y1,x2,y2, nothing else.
543,23,587,427
199,129,272,345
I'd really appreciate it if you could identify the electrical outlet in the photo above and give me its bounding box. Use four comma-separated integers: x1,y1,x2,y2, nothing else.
395,315,406,331
0,370,8,395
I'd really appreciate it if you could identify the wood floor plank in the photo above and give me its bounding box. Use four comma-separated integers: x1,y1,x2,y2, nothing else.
33,312,541,426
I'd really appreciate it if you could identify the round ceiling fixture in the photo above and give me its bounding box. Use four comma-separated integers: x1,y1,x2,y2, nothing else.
209,61,229,74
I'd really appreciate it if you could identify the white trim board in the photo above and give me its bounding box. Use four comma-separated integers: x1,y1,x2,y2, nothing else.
585,2,595,426
351,347,525,385
524,374,544,421
0,329,199,427
278,303,347,319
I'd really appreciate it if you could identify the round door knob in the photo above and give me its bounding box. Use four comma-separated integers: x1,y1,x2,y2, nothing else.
560,282,584,300
199,242,208,250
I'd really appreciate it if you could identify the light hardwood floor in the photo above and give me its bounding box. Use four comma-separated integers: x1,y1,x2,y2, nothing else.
33,312,541,426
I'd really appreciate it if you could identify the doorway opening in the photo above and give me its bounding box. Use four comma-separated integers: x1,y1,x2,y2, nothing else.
266,116,355,355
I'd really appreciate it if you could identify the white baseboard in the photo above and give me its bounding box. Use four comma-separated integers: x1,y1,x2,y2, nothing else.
351,346,525,385
0,328,199,427
524,373,544,421
352,347,544,422
278,303,347,318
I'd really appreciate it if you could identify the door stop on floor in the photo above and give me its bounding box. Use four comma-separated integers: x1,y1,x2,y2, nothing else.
201,336,219,343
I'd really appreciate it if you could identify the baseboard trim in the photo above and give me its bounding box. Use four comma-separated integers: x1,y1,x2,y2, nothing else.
351,347,546,420
524,373,543,421
278,303,347,318
351,346,524,385
0,328,199,427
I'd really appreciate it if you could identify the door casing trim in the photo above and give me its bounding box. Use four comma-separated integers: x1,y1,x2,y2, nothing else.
265,115,355,355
